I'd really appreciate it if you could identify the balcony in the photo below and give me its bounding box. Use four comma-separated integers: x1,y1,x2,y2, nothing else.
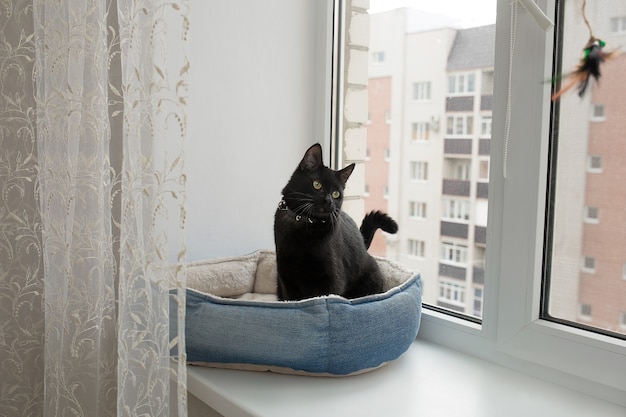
444,138,472,155
474,225,487,245
439,263,466,280
480,94,493,111
442,179,470,196
445,96,474,112
478,138,490,155
441,221,469,239
473,265,485,284
476,182,488,199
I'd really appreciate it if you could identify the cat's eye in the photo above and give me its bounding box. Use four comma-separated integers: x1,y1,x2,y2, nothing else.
312,180,323,190
331,190,341,199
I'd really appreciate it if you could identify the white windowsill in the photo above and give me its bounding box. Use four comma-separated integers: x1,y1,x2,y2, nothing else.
186,338,625,417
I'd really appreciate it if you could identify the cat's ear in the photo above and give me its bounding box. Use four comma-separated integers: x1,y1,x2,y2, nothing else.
337,163,355,185
299,143,323,172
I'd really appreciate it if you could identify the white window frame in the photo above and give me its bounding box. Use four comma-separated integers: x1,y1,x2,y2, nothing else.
413,0,625,407
409,161,428,181
442,198,470,222
412,81,431,101
584,206,599,224
411,121,430,141
587,155,602,173
591,103,606,121
439,280,466,306
447,72,476,95
409,201,427,219
610,16,626,33
446,114,474,136
440,241,468,265
407,238,425,258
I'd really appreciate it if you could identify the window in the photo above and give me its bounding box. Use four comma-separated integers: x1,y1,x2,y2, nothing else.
441,241,467,265
409,201,427,219
442,198,470,221
446,114,473,135
480,115,492,137
591,104,605,121
579,304,593,320
584,206,599,223
410,161,428,181
447,72,476,94
620,312,626,329
372,50,386,62
610,16,626,33
587,155,602,172
478,160,490,180
582,256,596,273
439,281,466,305
362,0,624,406
408,239,425,258
413,81,431,101
411,122,430,141
473,287,484,318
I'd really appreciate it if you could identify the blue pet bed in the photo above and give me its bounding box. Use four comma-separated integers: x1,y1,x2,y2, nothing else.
178,250,422,376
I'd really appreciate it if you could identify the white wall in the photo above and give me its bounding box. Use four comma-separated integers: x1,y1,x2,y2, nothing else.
184,0,333,260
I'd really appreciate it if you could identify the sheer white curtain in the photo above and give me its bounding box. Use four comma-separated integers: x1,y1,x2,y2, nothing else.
0,0,188,415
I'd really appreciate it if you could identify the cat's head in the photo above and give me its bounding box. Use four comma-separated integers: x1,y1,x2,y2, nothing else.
282,143,355,221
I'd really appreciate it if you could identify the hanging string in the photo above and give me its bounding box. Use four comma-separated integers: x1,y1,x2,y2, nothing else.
581,0,594,39
503,0,518,178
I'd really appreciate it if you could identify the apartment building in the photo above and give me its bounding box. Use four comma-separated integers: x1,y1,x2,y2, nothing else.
367,4,626,331
365,9,492,317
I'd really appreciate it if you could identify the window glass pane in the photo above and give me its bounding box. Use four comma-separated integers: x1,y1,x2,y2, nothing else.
546,0,626,337
367,1,495,319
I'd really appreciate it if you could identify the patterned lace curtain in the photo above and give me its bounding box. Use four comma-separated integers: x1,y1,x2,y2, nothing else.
0,0,189,416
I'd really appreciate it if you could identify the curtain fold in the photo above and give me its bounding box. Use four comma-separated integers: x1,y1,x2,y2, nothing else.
0,0,189,415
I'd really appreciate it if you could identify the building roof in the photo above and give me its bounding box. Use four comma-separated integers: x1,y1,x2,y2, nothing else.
447,24,496,70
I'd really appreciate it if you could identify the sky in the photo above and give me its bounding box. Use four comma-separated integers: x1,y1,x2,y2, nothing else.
369,0,497,28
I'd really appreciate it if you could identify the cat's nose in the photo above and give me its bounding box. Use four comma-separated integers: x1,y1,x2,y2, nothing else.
324,195,334,210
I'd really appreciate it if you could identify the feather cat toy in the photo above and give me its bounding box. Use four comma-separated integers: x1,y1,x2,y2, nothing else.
551,37,618,101
551,0,619,101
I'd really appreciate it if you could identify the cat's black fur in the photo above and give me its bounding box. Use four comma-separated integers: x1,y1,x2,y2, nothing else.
274,143,398,301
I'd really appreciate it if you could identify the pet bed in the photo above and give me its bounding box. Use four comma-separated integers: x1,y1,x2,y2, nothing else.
175,249,422,376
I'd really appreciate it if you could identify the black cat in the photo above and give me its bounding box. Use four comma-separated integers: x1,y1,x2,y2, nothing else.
274,143,398,301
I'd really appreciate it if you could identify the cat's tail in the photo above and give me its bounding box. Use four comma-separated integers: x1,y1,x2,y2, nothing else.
359,210,398,249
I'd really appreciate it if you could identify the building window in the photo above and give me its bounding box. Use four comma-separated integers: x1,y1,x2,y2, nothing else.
579,304,592,320
447,72,476,95
620,312,626,329
411,122,430,141
442,198,470,222
623,263,626,280
610,16,626,33
584,206,599,223
478,160,490,180
372,50,385,63
591,104,605,121
363,184,369,197
408,239,426,258
446,114,474,136
582,256,596,273
587,155,602,173
409,201,427,219
473,287,484,318
410,161,428,181
480,115,492,137
439,281,466,305
383,185,389,199
441,241,468,265
413,81,431,101
385,109,391,123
